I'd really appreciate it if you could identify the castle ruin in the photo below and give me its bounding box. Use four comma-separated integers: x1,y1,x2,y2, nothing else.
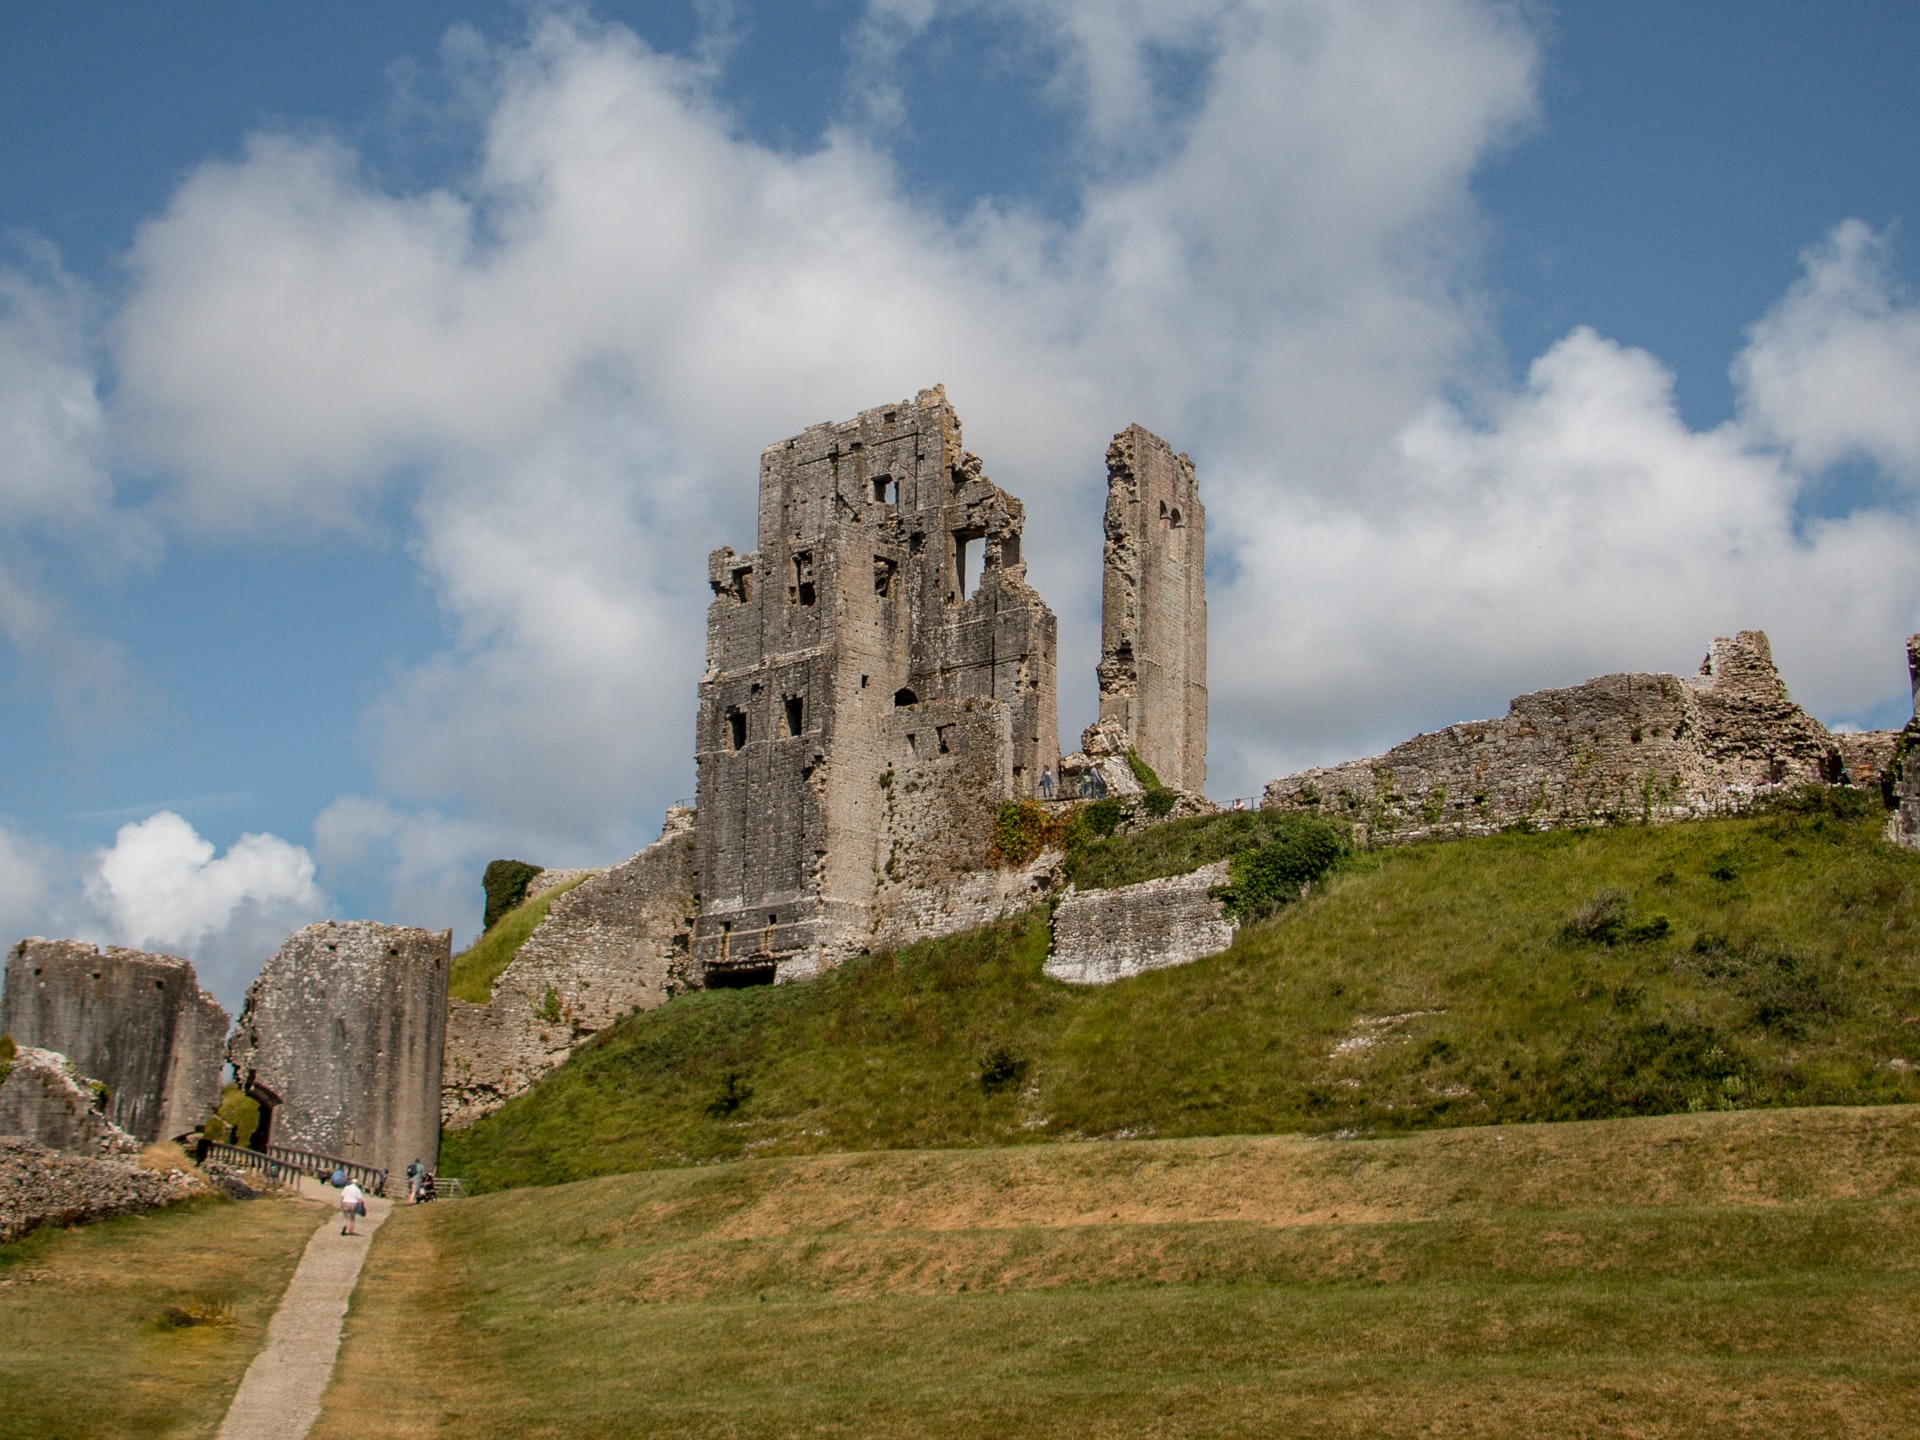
228,921,450,1176
440,390,1208,1121
1094,426,1208,793
1263,630,1899,844
693,387,1082,982
1,939,228,1144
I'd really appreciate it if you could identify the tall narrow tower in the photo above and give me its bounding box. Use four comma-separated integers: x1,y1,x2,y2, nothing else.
1094,425,1207,793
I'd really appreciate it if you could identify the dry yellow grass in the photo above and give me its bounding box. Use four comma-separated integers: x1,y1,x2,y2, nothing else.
319,1105,1920,1438
0,1192,325,1440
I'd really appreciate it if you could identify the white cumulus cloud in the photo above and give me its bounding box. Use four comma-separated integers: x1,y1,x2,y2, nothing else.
1,2,1914,941
1736,219,1920,482
79,812,328,1008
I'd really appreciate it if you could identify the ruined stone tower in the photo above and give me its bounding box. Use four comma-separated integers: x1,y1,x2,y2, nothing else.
693,387,1058,982
1,939,228,1144
228,920,449,1176
1094,425,1208,793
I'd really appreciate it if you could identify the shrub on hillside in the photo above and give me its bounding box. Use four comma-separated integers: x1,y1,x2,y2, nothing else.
993,801,1094,866
1563,889,1671,945
1213,813,1348,920
483,859,544,931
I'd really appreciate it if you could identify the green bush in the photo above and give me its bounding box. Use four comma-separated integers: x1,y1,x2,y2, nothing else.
993,801,1091,866
978,1043,1028,1093
211,1084,260,1149
1214,815,1349,920
0,1032,13,1086
483,859,544,931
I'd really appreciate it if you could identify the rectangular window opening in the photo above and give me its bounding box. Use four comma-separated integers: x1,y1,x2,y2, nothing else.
953,530,983,600
727,708,747,750
784,695,804,737
936,725,952,755
792,552,816,607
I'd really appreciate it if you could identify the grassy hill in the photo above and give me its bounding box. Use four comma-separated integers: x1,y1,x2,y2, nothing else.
324,1105,1920,1438
441,791,1920,1193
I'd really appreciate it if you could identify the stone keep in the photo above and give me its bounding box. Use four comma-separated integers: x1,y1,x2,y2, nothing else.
1,939,228,1144
693,386,1058,982
228,921,449,1176
1094,425,1207,793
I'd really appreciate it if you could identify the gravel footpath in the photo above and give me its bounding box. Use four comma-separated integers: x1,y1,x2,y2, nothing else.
216,1180,393,1440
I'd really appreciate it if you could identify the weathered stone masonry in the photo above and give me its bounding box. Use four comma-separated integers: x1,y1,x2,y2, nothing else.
1096,425,1208,794
1884,634,1920,849
443,810,698,1127
1263,631,1895,843
693,387,1060,982
229,921,448,1177
1,939,228,1144
1045,861,1234,986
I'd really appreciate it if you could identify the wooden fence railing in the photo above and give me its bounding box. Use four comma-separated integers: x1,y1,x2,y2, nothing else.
202,1140,389,1197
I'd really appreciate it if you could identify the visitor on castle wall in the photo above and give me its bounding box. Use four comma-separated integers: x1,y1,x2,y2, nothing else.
339,1179,366,1236
1040,769,1055,800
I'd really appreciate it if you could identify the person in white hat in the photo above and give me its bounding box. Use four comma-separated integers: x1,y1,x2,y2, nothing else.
339,1179,366,1236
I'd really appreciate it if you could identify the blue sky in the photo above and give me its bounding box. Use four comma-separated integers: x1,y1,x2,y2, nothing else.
2,2,1917,1007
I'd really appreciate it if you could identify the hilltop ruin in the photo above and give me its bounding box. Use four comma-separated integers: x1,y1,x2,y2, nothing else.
1264,630,1902,844
439,390,1209,1121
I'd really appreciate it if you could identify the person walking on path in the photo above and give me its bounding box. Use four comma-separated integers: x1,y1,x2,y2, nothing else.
405,1158,422,1202
338,1179,365,1236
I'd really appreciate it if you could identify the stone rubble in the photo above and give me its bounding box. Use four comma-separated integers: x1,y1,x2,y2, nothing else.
0,1136,208,1244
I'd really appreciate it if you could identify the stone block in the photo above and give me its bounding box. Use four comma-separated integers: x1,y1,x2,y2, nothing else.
1,939,228,1143
1045,861,1235,985
0,1045,139,1158
228,920,449,1177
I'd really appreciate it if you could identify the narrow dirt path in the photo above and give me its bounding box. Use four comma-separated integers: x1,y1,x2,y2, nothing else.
216,1181,393,1440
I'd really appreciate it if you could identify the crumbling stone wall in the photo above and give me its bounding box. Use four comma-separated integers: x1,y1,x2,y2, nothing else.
1884,635,1920,849
1,939,228,1143
1094,425,1208,794
228,921,448,1176
693,387,1058,982
1264,631,1885,844
443,811,699,1128
1045,861,1235,985
0,1046,139,1158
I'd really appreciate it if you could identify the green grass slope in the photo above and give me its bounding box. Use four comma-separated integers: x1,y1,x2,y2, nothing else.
449,874,591,1004
326,1107,1920,1438
442,792,1920,1193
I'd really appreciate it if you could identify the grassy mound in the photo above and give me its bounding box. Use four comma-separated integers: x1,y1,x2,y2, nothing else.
327,1106,1920,1438
448,875,591,1005
442,791,1920,1193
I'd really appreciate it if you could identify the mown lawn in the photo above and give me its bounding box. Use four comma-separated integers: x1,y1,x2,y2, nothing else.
323,1105,1920,1438
443,796,1920,1192
0,1193,323,1440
